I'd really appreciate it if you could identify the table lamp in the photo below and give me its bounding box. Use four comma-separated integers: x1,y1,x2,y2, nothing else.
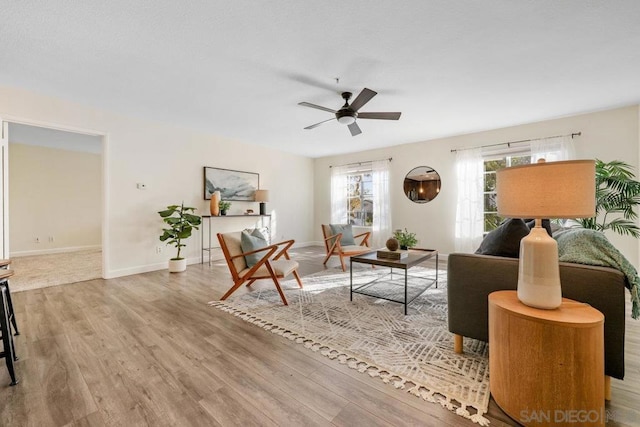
255,189,269,215
496,159,595,309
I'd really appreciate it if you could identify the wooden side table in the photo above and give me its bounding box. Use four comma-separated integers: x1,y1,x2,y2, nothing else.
489,290,604,427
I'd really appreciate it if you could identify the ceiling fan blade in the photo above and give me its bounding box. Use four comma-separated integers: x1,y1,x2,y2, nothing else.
349,88,377,112
357,112,402,120
298,102,336,113
304,117,336,130
348,122,362,136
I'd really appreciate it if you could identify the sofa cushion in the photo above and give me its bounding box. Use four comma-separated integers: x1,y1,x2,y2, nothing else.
475,218,529,258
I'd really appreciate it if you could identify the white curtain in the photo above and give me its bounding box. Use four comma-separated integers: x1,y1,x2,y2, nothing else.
330,165,349,223
530,135,575,162
454,148,484,253
371,159,391,248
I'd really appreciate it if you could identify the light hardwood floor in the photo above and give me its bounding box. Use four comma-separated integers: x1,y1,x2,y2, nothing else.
0,246,638,426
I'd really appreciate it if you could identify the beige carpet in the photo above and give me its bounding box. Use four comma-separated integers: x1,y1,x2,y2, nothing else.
10,249,102,292
209,267,490,425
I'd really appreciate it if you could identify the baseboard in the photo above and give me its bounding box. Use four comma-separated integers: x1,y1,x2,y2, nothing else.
11,245,102,257
292,241,318,248
104,256,204,279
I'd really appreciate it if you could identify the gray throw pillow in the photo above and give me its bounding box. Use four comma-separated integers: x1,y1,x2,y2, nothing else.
475,218,530,258
241,229,269,267
329,224,356,246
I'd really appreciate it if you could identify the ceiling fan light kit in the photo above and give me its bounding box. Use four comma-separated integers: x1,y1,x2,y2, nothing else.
336,113,356,125
299,88,401,136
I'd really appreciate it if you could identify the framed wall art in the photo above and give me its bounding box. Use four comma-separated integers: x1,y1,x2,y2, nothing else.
203,167,259,201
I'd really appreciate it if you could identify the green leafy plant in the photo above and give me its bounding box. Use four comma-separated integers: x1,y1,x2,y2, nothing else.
577,159,640,238
219,200,232,213
158,203,202,260
393,228,418,249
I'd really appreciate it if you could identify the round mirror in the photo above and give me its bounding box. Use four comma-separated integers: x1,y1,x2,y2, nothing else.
403,166,441,203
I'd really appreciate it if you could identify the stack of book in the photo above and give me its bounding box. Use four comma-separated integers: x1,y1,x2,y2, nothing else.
376,248,409,260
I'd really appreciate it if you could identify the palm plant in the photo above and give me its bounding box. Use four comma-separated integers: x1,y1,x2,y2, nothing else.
577,160,640,238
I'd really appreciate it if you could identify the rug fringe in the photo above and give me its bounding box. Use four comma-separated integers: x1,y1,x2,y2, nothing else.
208,300,491,425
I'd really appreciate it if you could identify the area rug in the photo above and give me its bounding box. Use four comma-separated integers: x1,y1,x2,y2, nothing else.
209,267,490,425
11,249,102,292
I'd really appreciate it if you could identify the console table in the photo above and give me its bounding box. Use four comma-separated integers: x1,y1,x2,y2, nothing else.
489,290,604,427
200,214,271,264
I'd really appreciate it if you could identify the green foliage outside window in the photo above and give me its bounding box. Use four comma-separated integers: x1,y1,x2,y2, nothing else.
483,155,531,233
347,172,374,226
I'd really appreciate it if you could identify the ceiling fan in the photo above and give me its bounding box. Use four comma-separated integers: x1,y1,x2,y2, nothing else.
298,88,401,136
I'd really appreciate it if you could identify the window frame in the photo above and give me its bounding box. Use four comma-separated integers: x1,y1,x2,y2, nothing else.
345,168,374,227
482,148,531,234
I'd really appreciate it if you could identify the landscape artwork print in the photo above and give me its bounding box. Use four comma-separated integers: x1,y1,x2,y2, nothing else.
204,167,259,201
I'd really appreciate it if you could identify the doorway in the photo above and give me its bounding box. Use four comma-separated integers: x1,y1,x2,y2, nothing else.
6,122,104,292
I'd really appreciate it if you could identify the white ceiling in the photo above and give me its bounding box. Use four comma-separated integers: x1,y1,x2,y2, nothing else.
2,1,640,158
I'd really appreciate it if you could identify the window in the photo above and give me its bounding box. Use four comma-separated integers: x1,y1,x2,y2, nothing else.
346,170,373,226
483,154,531,233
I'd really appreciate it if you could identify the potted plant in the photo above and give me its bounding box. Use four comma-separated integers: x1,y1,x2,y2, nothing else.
394,228,418,250
158,202,202,272
576,159,640,237
219,200,232,216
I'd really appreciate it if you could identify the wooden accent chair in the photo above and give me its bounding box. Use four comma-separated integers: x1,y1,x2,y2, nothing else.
217,232,303,305
321,224,372,271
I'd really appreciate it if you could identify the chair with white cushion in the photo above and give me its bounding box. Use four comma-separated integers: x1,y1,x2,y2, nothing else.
217,230,303,305
321,224,371,272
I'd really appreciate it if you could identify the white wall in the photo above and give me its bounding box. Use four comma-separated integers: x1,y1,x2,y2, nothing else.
0,85,315,278
9,143,102,254
315,105,640,268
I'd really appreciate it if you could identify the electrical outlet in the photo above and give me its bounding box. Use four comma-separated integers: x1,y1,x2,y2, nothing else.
156,246,163,254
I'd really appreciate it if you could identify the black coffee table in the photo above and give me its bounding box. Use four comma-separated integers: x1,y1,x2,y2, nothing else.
349,248,439,315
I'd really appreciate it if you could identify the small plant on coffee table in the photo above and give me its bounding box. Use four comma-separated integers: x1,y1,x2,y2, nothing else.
394,228,418,250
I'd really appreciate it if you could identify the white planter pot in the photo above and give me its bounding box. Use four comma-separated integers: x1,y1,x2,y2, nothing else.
168,258,187,273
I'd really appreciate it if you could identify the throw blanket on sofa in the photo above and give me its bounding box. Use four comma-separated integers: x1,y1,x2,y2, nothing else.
554,228,640,319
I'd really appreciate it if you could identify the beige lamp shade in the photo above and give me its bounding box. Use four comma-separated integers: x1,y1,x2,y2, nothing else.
497,159,596,219
254,189,269,202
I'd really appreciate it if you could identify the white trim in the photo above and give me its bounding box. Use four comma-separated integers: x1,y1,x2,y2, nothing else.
11,245,102,257
101,132,109,280
292,241,317,248
2,116,109,279
293,240,324,249
105,255,203,279
1,115,106,137
106,261,170,279
1,120,8,259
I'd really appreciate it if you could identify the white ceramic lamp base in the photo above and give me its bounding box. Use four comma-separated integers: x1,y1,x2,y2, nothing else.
517,225,562,309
